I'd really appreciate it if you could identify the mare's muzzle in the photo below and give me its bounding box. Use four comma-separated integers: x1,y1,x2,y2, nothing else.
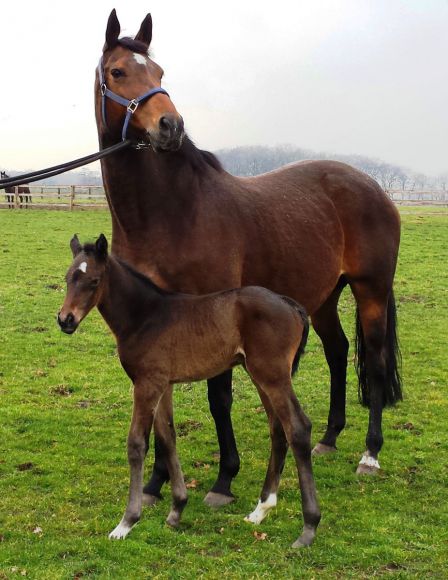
57,311,78,334
149,114,184,152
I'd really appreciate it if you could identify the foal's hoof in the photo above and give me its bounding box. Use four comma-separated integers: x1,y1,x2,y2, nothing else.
142,492,161,506
312,443,337,456
204,491,235,508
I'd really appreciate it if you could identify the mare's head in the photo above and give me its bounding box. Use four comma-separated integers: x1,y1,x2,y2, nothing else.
58,234,109,334
97,9,184,151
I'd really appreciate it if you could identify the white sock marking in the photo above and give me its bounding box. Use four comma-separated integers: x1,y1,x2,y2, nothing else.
133,53,147,66
78,261,87,273
244,493,277,524
109,518,134,540
359,452,380,470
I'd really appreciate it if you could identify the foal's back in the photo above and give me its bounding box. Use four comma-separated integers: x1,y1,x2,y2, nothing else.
118,285,305,385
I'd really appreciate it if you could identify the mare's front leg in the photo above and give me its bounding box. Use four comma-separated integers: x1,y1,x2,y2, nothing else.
204,369,240,507
109,381,165,540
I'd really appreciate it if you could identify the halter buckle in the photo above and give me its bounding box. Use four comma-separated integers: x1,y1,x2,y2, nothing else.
127,99,139,114
101,83,107,96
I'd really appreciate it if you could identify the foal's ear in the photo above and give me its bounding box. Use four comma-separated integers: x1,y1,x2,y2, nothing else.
70,234,82,257
95,233,108,259
104,9,121,52
135,13,152,48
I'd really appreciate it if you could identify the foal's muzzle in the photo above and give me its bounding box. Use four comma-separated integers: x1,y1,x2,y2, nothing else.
57,311,78,334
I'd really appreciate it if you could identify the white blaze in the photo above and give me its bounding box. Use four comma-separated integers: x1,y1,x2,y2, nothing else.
133,53,147,66
78,262,87,273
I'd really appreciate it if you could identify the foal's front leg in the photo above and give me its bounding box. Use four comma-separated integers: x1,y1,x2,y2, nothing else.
109,382,164,540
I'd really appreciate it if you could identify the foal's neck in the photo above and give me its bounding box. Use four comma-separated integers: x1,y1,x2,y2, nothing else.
97,256,168,340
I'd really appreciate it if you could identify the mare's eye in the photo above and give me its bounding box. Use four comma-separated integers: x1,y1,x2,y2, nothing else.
90,278,100,289
111,69,124,79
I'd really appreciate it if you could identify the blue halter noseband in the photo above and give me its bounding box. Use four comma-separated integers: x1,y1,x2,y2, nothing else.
98,57,169,142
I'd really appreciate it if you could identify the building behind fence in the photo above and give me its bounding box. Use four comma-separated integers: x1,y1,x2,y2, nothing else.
0,185,447,210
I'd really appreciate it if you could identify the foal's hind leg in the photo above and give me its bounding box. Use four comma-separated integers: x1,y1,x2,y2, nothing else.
247,362,320,547
244,389,288,524
311,279,349,454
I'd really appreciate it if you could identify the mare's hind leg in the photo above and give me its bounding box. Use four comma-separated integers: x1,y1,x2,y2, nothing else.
204,369,240,507
351,282,400,475
311,279,349,454
244,389,288,524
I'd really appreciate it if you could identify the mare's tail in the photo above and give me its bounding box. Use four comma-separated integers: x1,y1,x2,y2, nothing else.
280,296,309,376
355,290,402,407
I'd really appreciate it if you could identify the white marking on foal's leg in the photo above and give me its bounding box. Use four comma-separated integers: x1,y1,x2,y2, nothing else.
78,261,87,273
109,518,135,540
244,493,277,525
133,53,147,66
358,451,381,470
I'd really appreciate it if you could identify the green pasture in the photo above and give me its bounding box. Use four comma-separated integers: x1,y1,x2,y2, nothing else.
0,207,447,579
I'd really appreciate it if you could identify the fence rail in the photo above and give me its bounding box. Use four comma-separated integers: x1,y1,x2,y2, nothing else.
1,185,447,210
0,185,107,210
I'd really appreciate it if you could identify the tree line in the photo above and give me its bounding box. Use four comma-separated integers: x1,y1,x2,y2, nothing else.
215,145,447,191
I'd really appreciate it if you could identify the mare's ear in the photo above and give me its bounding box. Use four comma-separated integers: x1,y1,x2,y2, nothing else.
95,233,108,259
135,13,152,48
104,9,121,52
70,234,82,257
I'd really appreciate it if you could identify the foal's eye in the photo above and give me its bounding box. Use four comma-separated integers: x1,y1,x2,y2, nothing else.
111,69,125,79
90,278,100,288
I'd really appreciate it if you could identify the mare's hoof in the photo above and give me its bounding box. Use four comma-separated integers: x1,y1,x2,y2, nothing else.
166,510,181,528
356,463,380,476
356,452,381,475
312,443,337,456
291,531,315,548
142,493,161,506
204,491,235,508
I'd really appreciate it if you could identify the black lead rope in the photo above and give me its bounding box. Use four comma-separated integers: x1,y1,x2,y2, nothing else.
0,140,132,190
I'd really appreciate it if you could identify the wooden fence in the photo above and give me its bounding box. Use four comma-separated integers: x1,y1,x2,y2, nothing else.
0,185,107,210
1,185,447,210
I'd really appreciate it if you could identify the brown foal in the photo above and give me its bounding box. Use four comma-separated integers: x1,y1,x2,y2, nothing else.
57,235,321,547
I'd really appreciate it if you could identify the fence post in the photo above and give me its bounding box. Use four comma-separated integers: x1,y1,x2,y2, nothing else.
14,186,19,209
69,185,75,211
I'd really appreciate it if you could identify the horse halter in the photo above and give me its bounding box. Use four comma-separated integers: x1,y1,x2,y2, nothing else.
98,57,169,144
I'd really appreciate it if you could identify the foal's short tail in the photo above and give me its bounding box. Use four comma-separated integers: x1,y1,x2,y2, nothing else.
355,290,402,407
280,296,309,376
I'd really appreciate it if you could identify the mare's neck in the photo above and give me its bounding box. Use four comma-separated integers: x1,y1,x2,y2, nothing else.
99,134,206,235
97,257,166,340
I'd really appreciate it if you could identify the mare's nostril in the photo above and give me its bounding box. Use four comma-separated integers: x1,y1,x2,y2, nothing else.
66,313,75,326
159,116,172,135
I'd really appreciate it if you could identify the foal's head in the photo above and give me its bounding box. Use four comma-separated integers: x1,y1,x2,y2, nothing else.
98,9,184,151
58,234,109,334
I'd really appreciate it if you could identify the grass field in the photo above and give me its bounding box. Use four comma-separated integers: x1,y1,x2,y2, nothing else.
0,207,447,579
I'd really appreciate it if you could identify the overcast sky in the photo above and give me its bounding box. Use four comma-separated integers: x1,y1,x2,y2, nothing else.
1,0,447,176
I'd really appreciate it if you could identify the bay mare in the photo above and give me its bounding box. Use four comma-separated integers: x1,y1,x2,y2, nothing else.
95,10,401,505
58,234,320,547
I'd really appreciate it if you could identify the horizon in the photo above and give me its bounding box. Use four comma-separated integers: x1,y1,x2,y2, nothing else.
1,1,447,177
